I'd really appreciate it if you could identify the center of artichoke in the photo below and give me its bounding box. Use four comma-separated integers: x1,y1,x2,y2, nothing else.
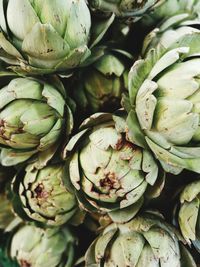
34,183,49,199
20,260,31,267
99,172,120,190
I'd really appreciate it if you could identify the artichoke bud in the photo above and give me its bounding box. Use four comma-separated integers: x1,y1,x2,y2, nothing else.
141,0,200,27
0,0,114,74
0,77,73,167
10,224,76,267
126,30,200,174
11,163,80,226
177,180,200,253
64,112,165,223
89,0,160,21
72,52,130,113
85,210,196,267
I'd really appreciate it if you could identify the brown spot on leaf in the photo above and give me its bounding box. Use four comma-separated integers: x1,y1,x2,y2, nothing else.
34,183,49,199
20,260,31,267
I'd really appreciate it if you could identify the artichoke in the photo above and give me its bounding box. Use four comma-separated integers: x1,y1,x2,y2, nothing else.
88,0,160,21
142,9,200,55
11,163,80,226
10,224,76,267
72,51,130,113
0,0,114,75
176,180,200,253
0,76,73,167
125,30,200,174
64,112,165,223
142,0,200,27
85,211,196,266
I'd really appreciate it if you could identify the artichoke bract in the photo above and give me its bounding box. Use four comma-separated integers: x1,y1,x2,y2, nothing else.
142,0,200,27
10,224,76,267
0,76,73,167
125,30,200,174
0,0,114,75
12,163,79,226
63,112,165,223
88,0,160,21
85,211,196,267
72,51,130,113
142,10,200,55
177,180,200,253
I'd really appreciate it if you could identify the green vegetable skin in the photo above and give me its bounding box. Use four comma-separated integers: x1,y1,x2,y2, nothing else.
64,112,165,223
142,0,200,26
73,52,129,113
0,0,114,75
177,180,200,253
0,77,73,167
85,211,196,267
10,224,75,267
125,25,200,174
89,0,160,20
12,163,79,226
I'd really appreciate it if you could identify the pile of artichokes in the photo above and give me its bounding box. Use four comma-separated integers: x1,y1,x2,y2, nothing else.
0,0,200,266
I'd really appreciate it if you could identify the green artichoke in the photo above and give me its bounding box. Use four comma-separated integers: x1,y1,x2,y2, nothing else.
0,76,73,167
176,180,200,253
142,10,200,55
11,163,80,226
0,0,114,75
72,51,130,113
64,112,165,223
85,211,196,267
125,30,200,174
10,224,76,267
142,0,200,27
88,0,160,21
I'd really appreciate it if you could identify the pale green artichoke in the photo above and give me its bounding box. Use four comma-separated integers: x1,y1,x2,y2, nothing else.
176,180,200,253
0,0,114,75
88,0,160,21
64,112,165,223
142,0,200,27
72,51,130,113
0,76,73,167
10,224,76,267
11,163,80,226
85,211,196,267
142,9,200,55
125,30,200,174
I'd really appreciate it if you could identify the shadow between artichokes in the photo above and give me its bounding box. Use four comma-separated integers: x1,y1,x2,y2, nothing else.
85,210,197,267
63,111,165,224
0,193,16,230
11,163,83,227
0,76,74,167
124,30,200,174
71,50,131,113
0,0,114,75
